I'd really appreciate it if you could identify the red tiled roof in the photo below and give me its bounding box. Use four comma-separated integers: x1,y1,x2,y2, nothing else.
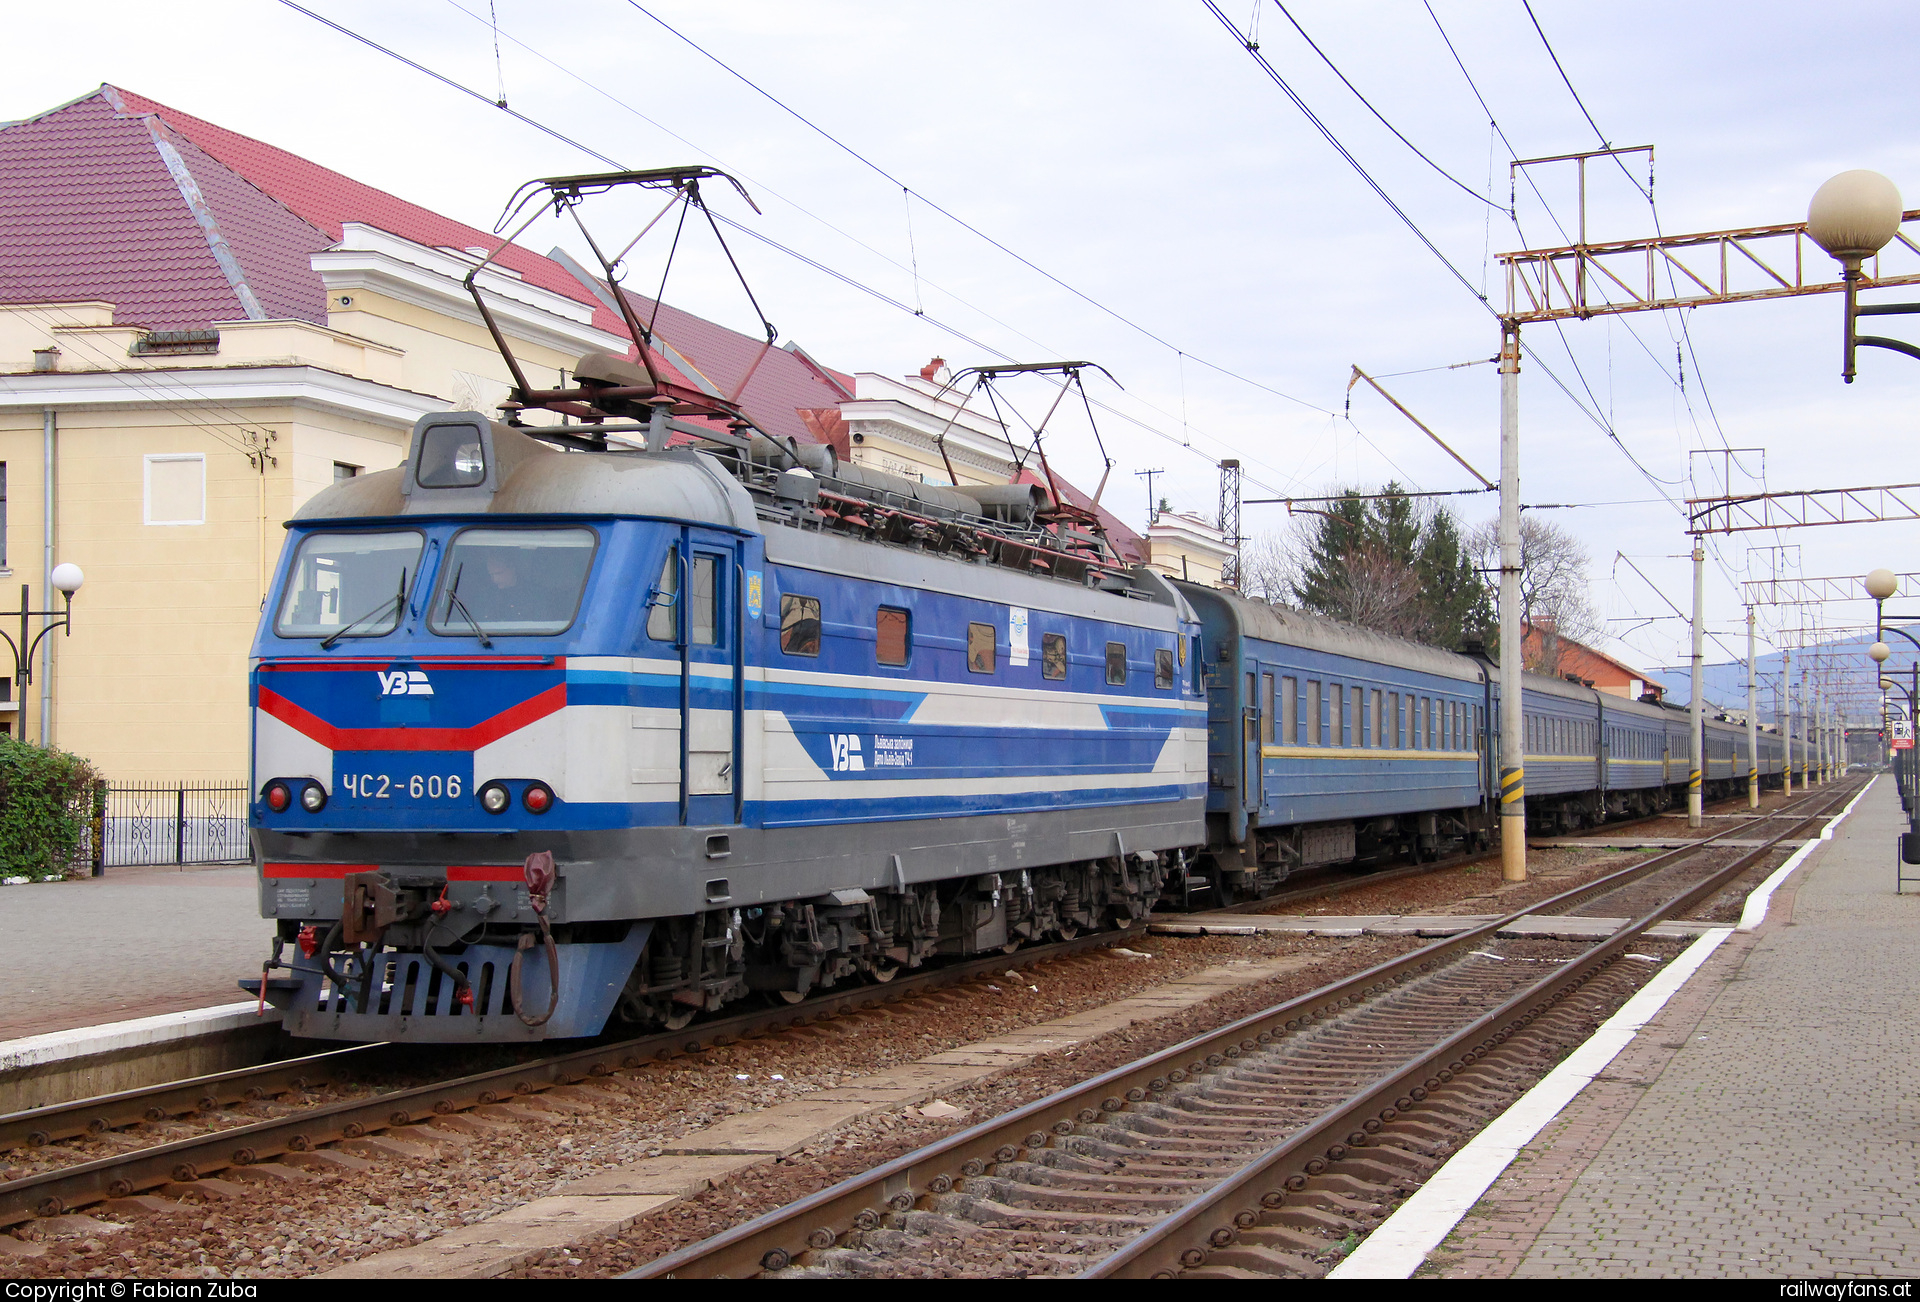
111,86,629,338
0,91,314,332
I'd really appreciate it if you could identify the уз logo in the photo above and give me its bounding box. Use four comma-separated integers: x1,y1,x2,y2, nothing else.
378,670,434,697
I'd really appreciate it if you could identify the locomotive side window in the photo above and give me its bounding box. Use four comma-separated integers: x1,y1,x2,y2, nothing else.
429,527,596,638
276,530,423,639
780,595,821,656
646,554,677,641
1280,677,1297,743
1106,642,1127,685
1042,632,1067,680
1156,648,1174,690
690,555,719,646
877,606,910,666
968,622,996,673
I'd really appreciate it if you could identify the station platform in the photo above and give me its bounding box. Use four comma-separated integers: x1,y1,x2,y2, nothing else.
1388,776,1920,1278
0,862,266,1041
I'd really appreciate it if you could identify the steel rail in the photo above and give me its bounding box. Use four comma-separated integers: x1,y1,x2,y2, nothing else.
625,783,1856,1279
0,926,1142,1229
1084,782,1858,1278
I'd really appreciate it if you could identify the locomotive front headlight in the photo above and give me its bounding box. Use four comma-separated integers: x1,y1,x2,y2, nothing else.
300,782,327,813
479,782,510,815
264,781,291,813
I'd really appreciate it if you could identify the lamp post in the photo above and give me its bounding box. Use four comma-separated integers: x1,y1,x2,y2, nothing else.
1866,568,1920,856
1808,170,1912,381
0,563,84,743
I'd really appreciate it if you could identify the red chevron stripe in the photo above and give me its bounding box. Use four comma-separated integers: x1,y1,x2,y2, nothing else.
256,683,567,752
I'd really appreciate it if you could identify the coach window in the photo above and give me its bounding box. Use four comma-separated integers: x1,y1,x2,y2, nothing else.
1281,677,1298,743
1261,674,1275,743
1042,632,1067,680
877,607,910,666
1352,687,1365,747
1424,698,1434,750
1106,642,1128,685
1332,683,1346,746
780,595,821,656
1388,692,1401,747
1306,681,1321,745
1156,648,1174,690
969,622,997,673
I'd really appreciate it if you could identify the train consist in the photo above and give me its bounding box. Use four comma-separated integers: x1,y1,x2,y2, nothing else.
240,168,1788,1044
242,395,1787,1043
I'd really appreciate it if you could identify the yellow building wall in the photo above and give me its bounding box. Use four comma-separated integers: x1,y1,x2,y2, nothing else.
0,405,411,781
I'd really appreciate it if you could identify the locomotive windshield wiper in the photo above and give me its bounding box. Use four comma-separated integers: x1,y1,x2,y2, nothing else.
320,568,408,649
441,564,495,648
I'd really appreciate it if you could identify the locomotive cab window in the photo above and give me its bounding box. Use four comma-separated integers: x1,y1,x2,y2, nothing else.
780,595,821,656
429,527,596,638
276,530,423,639
1156,648,1174,690
877,606,910,666
1042,632,1067,680
1106,642,1127,685
968,622,996,673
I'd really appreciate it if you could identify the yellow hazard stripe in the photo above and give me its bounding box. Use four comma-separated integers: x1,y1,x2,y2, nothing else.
1689,768,1702,789
1499,766,1524,804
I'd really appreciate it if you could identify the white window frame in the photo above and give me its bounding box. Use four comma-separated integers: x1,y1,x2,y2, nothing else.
144,453,206,526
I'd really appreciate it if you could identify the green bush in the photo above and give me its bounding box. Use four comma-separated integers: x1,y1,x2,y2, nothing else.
0,738,100,880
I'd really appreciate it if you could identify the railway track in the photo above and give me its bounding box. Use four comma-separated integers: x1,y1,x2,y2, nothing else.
627,781,1858,1279
0,925,1150,1229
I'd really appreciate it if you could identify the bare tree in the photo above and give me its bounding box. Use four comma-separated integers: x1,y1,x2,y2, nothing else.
1237,531,1295,605
1467,515,1603,675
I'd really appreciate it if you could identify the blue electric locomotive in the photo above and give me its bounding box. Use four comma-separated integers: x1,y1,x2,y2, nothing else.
246,408,1207,1041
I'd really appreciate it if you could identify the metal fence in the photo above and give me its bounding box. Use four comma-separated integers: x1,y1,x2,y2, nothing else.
93,781,250,869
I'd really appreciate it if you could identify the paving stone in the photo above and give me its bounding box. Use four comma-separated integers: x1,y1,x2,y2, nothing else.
1444,781,1920,1278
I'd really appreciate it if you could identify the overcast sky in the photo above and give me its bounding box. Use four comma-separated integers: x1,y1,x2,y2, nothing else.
11,1,1920,712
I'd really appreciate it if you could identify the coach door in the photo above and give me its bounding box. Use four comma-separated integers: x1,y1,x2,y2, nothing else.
680,531,745,827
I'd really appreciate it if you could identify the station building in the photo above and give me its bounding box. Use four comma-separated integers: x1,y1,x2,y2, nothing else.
0,85,1179,784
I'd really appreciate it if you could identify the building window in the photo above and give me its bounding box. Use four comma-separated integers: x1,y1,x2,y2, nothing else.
1106,642,1128,685
333,462,361,483
144,454,205,526
1156,648,1174,690
780,594,820,656
877,607,910,666
968,622,996,673
1042,632,1067,680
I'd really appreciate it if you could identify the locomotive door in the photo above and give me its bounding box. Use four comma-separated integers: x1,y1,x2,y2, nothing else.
681,532,744,827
